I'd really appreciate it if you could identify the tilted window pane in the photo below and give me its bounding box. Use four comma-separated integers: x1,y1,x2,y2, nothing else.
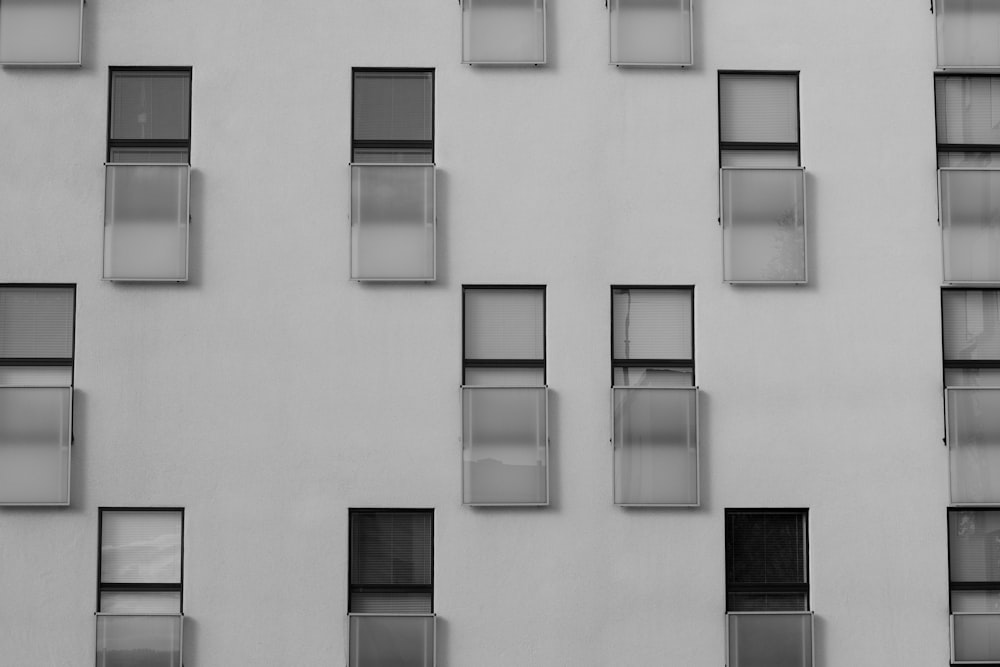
0,287,74,359
95,615,182,667
937,0,1000,68
0,0,82,66
943,290,1000,361
465,289,544,360
948,388,1000,504
0,387,71,505
609,0,692,66
463,0,546,64
936,77,1000,147
949,510,1000,582
349,615,435,667
720,74,799,144
111,71,191,141
727,613,814,667
101,511,183,585
612,289,691,361
941,170,1000,283
953,613,1000,663
350,512,433,588
353,71,433,143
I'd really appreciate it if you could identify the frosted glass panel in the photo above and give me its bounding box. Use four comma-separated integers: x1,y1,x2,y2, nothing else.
613,387,698,505
349,615,435,667
948,388,1000,503
614,367,693,387
464,367,544,386
610,0,692,66
465,289,544,360
351,165,435,281
720,74,799,144
938,0,1000,68
109,147,190,164
0,387,71,505
937,76,1000,146
0,0,82,65
105,165,189,281
941,170,1000,283
949,510,1000,582
612,288,691,360
95,615,182,667
353,71,433,143
101,592,181,614
101,511,182,584
0,286,74,359
110,71,191,141
463,0,546,64
953,614,1000,662
727,613,814,667
463,386,547,505
352,148,434,165
943,290,1000,360
722,168,807,283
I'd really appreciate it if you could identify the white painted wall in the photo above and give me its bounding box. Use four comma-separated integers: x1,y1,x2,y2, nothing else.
0,1,950,665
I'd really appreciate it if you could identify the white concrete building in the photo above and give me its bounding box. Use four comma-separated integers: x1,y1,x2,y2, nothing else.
0,1,995,665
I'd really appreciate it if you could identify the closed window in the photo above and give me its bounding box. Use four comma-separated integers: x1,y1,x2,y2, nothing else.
609,0,693,67
461,0,546,65
948,509,1000,664
0,0,83,66
936,0,1000,69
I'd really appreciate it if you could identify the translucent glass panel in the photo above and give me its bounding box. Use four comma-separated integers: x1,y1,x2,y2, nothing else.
721,150,799,168
464,367,545,386
462,386,547,505
101,511,183,585
941,170,1000,283
609,0,692,67
95,614,182,667
613,367,693,387
943,290,1000,361
0,286,74,359
727,613,814,667
349,614,435,667
949,510,1000,583
948,388,1000,503
464,289,544,362
104,165,189,281
612,387,697,505
953,590,1000,612
937,0,1000,68
353,71,433,146
110,71,191,142
953,614,1000,663
0,387,71,505
937,76,1000,147
462,0,546,65
721,168,807,283
351,165,435,281
0,0,82,66
100,593,182,614
612,289,692,361
719,74,799,145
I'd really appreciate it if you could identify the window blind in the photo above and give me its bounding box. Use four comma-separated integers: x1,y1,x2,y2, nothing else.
464,289,544,361
353,71,433,144
726,512,806,585
0,287,74,359
612,289,691,361
719,74,799,145
350,510,433,613
111,71,191,141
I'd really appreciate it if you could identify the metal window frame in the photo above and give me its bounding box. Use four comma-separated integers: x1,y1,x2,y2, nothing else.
351,68,435,163
724,508,810,612
106,67,193,165
717,71,801,169
462,285,547,385
607,0,693,68
610,285,695,386
0,0,84,67
0,283,77,387
460,0,547,66
934,73,1000,169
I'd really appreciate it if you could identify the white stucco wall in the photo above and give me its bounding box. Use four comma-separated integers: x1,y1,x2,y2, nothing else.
0,1,950,665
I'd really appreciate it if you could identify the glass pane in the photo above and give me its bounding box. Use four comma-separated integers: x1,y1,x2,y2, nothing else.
465,367,545,386
0,367,72,387
349,511,433,588
610,0,691,66
105,165,189,281
721,150,800,168
947,368,1000,386
463,386,547,504
464,288,544,360
0,0,81,65
95,615,182,667
722,169,806,283
727,613,813,667
351,165,435,281
939,152,1000,168
937,76,1000,147
349,615,434,667
613,387,697,505
353,71,433,143
463,0,545,64
941,170,1000,283
949,510,1000,582
0,286,74,359
728,593,808,612
938,0,1000,68
948,389,1000,503
727,512,807,586
0,387,71,505
943,290,1000,361
111,71,191,141
612,288,692,361
101,592,181,614
352,148,434,164
614,366,693,387
109,147,190,164
953,590,1000,612
101,511,182,585
953,613,1000,662
350,592,433,614
720,74,799,144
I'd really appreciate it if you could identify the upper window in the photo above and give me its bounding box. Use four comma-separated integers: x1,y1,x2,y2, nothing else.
947,509,1000,664
96,508,184,667
609,0,693,67
108,68,192,164
0,285,75,505
718,72,806,284
348,509,435,667
352,69,434,164
937,0,1000,69
0,0,83,67
461,0,546,65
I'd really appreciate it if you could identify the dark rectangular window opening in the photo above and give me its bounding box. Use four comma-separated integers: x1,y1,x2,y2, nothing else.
107,67,192,164
348,508,434,613
725,509,809,612
718,71,801,168
352,68,434,164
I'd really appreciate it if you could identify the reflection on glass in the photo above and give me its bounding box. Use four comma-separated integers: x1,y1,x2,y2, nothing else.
948,388,1000,503
95,615,182,667
610,0,691,66
463,0,545,64
349,615,435,667
0,387,71,505
727,613,813,667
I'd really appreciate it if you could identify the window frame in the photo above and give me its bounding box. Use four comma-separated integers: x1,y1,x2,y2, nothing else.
717,70,801,169
0,283,76,386
934,72,1000,167
946,507,1000,664
106,66,193,165
462,285,546,386
351,67,435,164
724,508,810,612
609,285,694,387
347,508,434,613
941,287,1000,384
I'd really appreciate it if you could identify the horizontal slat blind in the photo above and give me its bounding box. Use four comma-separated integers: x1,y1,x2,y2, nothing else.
0,287,74,359
936,76,1000,147
950,510,1000,583
465,288,544,360
726,512,806,585
350,511,432,586
111,71,191,141
612,288,691,360
943,290,1000,361
100,510,183,584
719,74,798,144
350,591,433,614
353,71,433,143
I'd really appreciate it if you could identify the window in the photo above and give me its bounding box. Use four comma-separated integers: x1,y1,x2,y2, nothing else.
609,0,693,67
461,0,546,65
943,289,1000,504
349,509,435,667
96,508,184,667
0,285,74,505
725,509,813,667
351,69,436,281
610,286,698,506
948,509,1000,663
462,286,548,505
0,0,83,67
935,74,1000,284
936,0,1000,69
104,67,192,282
718,71,806,284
